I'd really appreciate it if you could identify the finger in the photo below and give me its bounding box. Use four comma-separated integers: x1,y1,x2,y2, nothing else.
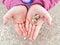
39,5,52,25
32,19,44,40
27,23,33,38
19,24,24,35
3,10,13,25
26,20,30,32
37,4,52,25
19,24,27,36
28,25,36,40
13,23,23,36
22,23,27,36
43,11,52,25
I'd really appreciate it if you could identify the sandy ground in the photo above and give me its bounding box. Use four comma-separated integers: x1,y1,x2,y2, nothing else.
0,2,60,45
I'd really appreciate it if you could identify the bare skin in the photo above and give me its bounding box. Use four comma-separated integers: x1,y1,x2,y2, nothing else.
3,4,52,40
3,5,27,36
26,4,52,40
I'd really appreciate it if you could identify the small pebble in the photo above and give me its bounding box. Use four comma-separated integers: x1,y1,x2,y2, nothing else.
24,37,27,40
32,19,37,23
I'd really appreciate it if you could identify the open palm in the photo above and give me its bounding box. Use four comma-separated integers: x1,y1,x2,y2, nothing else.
3,5,27,36
26,4,52,40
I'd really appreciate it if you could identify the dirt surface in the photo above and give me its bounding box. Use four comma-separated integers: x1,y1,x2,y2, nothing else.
0,2,60,45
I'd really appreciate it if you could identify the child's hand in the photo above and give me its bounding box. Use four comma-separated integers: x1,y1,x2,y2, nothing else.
3,5,27,36
26,4,52,40
3,4,52,40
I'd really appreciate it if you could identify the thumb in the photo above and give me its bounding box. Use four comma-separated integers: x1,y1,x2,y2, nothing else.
3,11,13,25
44,12,52,26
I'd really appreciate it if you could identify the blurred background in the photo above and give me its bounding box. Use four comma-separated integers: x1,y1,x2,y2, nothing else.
0,1,60,45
